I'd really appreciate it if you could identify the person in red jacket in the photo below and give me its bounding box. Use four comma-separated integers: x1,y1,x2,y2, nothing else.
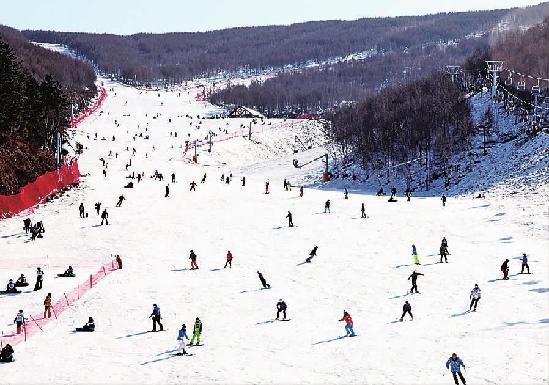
339,310,356,336
224,251,233,268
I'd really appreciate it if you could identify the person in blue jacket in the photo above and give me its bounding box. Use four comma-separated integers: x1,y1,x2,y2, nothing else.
446,353,466,385
177,324,189,355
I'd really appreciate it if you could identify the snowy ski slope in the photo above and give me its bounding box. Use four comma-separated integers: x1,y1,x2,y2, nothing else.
0,78,547,384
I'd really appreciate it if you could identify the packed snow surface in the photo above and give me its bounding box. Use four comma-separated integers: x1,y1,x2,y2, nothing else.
0,78,547,384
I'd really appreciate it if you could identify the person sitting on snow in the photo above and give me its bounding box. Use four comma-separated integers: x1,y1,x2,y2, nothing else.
15,274,28,287
0,344,14,362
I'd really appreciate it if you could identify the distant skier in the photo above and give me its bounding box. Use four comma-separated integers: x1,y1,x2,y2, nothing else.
189,250,198,270
176,324,189,354
445,353,466,385
43,292,52,318
299,186,304,197
201,173,207,183
116,255,123,269
241,176,246,186
95,202,101,215
361,203,366,218
189,317,202,346
79,203,85,218
400,301,413,321
344,188,348,199
221,174,224,182
339,310,356,336
286,211,293,227
190,181,197,191
13,310,26,334
520,253,530,274
171,173,176,183
265,181,270,194
165,185,170,197
34,267,44,291
442,194,447,207
276,299,287,320
469,284,481,312
501,259,510,280
324,200,331,213
116,195,125,207
101,209,109,225
412,244,420,265
257,271,270,289
149,304,163,332
440,238,449,263
408,271,424,294
405,189,412,202
306,246,318,263
391,186,397,198
225,176,230,184
224,250,233,268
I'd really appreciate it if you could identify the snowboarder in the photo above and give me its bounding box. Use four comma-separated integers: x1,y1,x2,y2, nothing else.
95,202,101,215
520,253,530,274
339,310,356,336
23,218,32,233
276,299,287,320
101,209,109,225
116,195,125,207
116,255,123,269
405,189,412,202
13,310,26,334
59,266,75,277
469,284,481,311
361,203,366,218
442,194,447,207
5,279,18,293
76,317,95,332
0,344,14,363
171,173,176,183
446,353,466,385
286,211,293,227
440,238,449,263
283,179,288,191
408,271,424,293
43,293,52,318
165,185,170,197
34,267,44,291
15,274,27,287
299,186,303,197
149,304,163,332
177,324,189,354
189,250,198,270
501,259,510,280
257,271,270,289
201,173,207,183
224,251,233,268
324,200,331,213
79,203,85,218
391,186,397,198
241,176,245,186
265,181,270,194
190,181,197,191
306,246,318,263
189,317,202,345
400,301,413,321
412,244,420,265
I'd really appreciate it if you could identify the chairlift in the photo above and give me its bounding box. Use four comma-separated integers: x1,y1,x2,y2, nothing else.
532,78,541,94
517,77,526,91
504,74,513,86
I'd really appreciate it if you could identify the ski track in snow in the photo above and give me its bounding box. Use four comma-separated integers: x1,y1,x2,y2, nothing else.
0,77,547,384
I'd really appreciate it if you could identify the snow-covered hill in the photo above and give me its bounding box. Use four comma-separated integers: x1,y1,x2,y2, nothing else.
0,78,547,384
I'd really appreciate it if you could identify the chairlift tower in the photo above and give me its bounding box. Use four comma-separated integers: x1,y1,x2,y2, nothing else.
485,61,504,99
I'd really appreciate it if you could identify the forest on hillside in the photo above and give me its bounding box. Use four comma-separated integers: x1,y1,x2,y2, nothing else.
22,9,512,83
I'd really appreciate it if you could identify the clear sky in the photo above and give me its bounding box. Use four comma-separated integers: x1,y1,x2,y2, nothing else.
1,0,545,35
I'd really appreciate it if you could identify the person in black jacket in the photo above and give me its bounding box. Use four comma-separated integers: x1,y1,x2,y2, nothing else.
0,344,14,362
501,259,510,280
276,299,287,320
76,317,95,332
101,209,109,225
149,304,163,332
306,246,318,263
408,271,424,293
286,211,293,227
257,271,270,289
400,301,413,321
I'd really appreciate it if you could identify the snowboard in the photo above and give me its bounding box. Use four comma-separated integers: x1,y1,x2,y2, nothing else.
187,343,203,346
275,319,291,322
173,352,194,356
0,290,21,294
57,274,76,278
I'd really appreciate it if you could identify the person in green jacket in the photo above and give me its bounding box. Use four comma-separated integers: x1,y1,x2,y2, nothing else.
189,317,202,345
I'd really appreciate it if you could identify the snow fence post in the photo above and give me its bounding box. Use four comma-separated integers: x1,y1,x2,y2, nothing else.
103,266,106,276
64,293,70,306
90,274,92,288
23,323,27,342
52,305,58,320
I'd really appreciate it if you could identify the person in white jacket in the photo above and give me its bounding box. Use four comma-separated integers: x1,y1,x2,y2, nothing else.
469,284,481,312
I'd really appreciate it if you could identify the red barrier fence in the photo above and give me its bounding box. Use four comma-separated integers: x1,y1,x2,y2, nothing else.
0,258,119,348
0,160,81,219
71,86,107,128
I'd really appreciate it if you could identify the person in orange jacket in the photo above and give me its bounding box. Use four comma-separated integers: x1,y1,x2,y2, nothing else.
339,310,356,336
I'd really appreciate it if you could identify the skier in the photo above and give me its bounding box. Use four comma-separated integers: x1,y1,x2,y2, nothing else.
189,250,198,270
361,203,367,218
224,250,233,268
95,202,101,215
201,173,207,183
440,238,449,263
306,246,318,263
283,179,288,191
400,301,413,321
501,259,510,280
176,324,189,354
43,292,52,318
520,253,530,274
116,255,123,269
276,299,287,320
101,209,109,225
442,194,447,207
13,310,26,334
171,173,176,183
265,181,270,194
116,195,125,207
149,304,163,332
34,267,44,291
324,200,331,213
408,271,424,293
469,284,481,312
299,186,304,197
189,317,202,345
0,344,14,363
257,271,270,289
339,310,356,336
165,185,170,198
79,203,85,218
344,188,348,199
190,181,197,191
286,211,294,227
241,176,246,186
412,244,420,265
445,353,466,385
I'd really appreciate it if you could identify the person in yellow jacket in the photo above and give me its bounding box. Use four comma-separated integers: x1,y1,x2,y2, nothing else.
189,317,202,346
